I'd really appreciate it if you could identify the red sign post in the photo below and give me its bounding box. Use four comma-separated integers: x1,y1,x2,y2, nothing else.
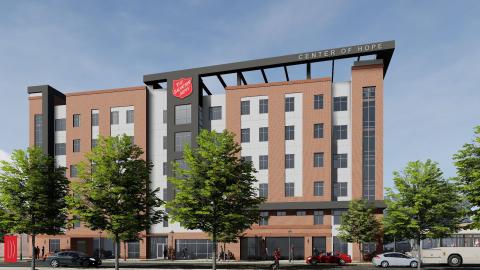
172,77,193,99
4,235,17,262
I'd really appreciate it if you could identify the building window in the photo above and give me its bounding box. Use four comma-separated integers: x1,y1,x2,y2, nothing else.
333,154,348,168
333,96,348,111
73,139,81,153
91,113,99,127
259,183,268,198
314,152,324,167
163,162,167,176
333,210,347,225
285,125,295,140
127,241,140,259
285,97,295,112
259,99,268,114
314,181,324,196
175,104,191,125
163,136,167,150
55,119,66,131
34,114,43,148
49,239,60,253
259,127,268,142
163,110,167,124
297,210,306,216
314,94,324,109
363,86,376,200
333,125,348,140
334,182,348,197
55,143,66,156
314,123,324,138
333,236,348,254
241,100,250,115
259,155,268,170
110,111,119,125
126,109,134,124
285,154,295,169
277,211,286,216
209,106,222,120
285,182,295,197
241,128,250,143
259,212,269,226
241,156,252,163
73,215,81,229
70,165,78,178
73,114,81,127
314,210,324,225
175,132,191,152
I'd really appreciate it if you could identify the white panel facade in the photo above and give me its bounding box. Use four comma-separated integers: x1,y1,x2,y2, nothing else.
110,106,134,137
284,93,303,197
240,96,269,191
332,82,352,200
54,105,66,167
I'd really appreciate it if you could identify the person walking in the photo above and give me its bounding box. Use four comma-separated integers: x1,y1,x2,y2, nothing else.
41,246,45,260
35,246,40,259
290,245,295,262
163,246,168,260
264,247,269,260
270,248,280,270
313,247,319,257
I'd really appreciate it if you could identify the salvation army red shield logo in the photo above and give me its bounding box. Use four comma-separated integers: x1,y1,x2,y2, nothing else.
172,77,193,99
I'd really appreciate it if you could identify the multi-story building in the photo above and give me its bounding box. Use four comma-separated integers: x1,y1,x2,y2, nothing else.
27,40,394,261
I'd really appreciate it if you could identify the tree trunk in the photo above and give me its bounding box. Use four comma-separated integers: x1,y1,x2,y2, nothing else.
417,238,422,270
212,232,217,270
114,235,120,270
31,234,35,270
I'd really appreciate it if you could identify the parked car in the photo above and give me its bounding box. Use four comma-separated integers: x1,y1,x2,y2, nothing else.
306,252,352,265
372,252,418,268
46,251,102,268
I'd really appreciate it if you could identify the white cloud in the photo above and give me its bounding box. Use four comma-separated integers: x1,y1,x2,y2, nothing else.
0,149,10,163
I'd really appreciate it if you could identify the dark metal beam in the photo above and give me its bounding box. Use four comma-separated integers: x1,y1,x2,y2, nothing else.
283,66,289,81
260,68,268,83
144,40,395,82
216,74,227,88
200,79,212,95
331,60,335,82
237,72,247,85
306,63,311,79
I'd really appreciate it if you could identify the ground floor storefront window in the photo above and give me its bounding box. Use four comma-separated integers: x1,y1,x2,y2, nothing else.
49,239,60,253
93,238,115,259
312,236,326,255
175,239,213,259
240,237,263,260
333,236,348,254
148,236,168,259
265,237,304,260
127,241,140,259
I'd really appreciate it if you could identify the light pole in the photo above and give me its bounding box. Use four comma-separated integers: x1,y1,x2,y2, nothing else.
288,230,292,263
98,231,102,259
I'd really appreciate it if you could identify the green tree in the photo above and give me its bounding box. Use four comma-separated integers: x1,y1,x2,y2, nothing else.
384,160,464,269
68,136,164,270
0,148,69,270
338,199,381,262
453,125,480,229
167,130,265,270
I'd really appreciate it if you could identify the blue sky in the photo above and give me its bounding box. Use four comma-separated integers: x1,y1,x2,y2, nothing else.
0,0,479,190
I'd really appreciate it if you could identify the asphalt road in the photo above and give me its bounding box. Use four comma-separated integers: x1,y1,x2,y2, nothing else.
1,261,480,270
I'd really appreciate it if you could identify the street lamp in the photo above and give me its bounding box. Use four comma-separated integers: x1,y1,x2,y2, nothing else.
288,230,292,263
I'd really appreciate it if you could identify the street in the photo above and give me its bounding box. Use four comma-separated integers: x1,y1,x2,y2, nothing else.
1,260,480,270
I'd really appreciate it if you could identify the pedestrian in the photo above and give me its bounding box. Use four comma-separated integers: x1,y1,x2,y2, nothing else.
182,247,188,259
313,247,319,257
218,246,224,261
163,246,168,260
35,246,40,259
41,246,45,259
264,247,269,260
269,248,280,270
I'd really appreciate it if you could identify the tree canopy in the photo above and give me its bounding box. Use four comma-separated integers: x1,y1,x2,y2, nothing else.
384,160,465,268
453,125,480,229
0,147,69,270
68,135,164,270
337,199,381,260
167,129,264,270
